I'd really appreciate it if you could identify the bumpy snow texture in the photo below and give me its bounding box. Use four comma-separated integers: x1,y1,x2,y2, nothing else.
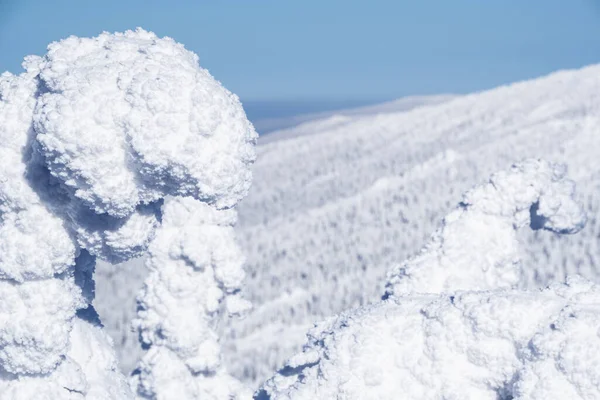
260,160,600,400
132,197,253,399
385,159,586,296
0,29,256,399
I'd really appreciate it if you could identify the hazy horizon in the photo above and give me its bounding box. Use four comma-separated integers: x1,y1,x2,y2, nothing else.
2,1,599,103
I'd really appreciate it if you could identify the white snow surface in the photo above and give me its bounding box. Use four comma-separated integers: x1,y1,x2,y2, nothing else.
0,319,132,400
224,64,600,386
35,29,256,217
260,278,600,400
0,65,86,381
259,160,594,399
1,28,256,398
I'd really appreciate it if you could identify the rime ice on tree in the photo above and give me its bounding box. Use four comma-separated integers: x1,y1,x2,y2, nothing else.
0,29,256,399
0,51,132,400
385,159,587,296
133,199,252,399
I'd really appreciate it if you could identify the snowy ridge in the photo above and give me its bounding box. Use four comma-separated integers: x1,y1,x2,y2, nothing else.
255,94,456,142
219,64,600,386
385,159,586,297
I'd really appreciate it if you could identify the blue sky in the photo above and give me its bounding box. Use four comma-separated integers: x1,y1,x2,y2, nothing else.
1,0,599,106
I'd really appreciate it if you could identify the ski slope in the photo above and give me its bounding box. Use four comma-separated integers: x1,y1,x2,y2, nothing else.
95,64,600,390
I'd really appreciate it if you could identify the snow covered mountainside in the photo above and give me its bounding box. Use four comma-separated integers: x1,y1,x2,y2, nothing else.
95,64,600,389
253,94,456,139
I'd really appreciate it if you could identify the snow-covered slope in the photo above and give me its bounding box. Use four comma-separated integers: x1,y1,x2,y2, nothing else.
95,64,600,389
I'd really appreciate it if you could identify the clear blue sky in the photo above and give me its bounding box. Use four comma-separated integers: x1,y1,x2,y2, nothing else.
1,0,599,103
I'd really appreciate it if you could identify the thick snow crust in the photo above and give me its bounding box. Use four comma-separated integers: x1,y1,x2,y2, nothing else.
261,278,600,400
259,160,596,399
36,29,255,217
1,318,132,400
0,28,256,399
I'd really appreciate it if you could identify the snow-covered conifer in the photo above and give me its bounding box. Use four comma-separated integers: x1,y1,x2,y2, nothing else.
133,198,252,399
0,28,256,399
385,159,586,297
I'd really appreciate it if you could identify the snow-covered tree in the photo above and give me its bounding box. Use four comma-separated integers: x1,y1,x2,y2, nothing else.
0,47,132,400
133,199,252,399
385,159,586,296
0,29,256,399
258,160,599,399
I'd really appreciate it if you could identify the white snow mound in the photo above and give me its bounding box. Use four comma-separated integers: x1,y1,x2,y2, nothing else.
260,277,600,400
132,197,252,399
